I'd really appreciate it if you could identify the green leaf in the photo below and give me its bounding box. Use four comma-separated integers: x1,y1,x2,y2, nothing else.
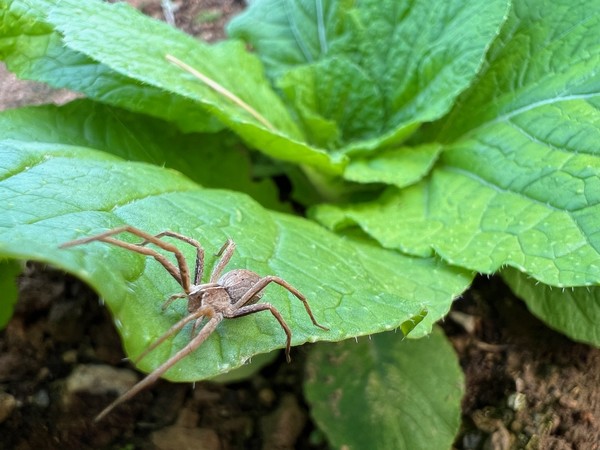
0,0,222,133
227,0,353,78
229,0,510,153
210,351,278,383
0,142,472,381
31,0,344,174
502,268,600,346
0,260,21,329
343,144,442,188
313,0,600,287
435,0,600,143
310,186,438,257
0,100,286,211
305,326,464,450
276,57,381,149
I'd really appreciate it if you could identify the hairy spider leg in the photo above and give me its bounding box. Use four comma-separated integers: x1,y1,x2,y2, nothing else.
61,226,191,293
120,231,223,346
131,304,215,366
95,311,223,422
138,231,205,285
63,229,330,421
225,302,293,362
161,293,188,311
235,276,329,331
210,239,236,282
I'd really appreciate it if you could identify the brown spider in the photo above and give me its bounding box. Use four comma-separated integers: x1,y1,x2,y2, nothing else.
60,225,328,422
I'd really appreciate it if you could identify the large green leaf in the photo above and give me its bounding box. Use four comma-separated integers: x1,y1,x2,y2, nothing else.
0,0,222,133
434,0,600,143
502,268,600,346
312,0,600,287
227,0,352,78
305,326,464,449
0,100,285,211
276,56,382,150
0,142,472,381
229,0,510,153
1,0,343,173
343,144,442,188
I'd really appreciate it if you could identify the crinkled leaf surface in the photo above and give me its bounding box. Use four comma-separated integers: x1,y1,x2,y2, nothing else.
0,100,285,211
343,144,442,188
227,0,351,77
229,0,510,153
43,0,343,174
434,0,600,143
276,57,382,150
313,0,600,287
0,0,222,133
0,142,472,381
305,326,464,450
502,268,600,346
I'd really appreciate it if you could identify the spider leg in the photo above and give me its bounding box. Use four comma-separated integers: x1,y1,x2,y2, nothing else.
190,315,208,338
138,231,205,285
161,293,188,311
94,313,223,422
234,276,329,331
225,303,293,362
209,239,236,283
61,225,191,293
132,305,214,365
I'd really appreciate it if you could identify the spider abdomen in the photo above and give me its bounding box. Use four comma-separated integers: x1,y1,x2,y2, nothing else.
218,269,263,304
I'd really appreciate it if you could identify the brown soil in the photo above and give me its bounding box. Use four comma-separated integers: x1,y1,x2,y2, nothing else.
445,277,600,450
1,1,599,449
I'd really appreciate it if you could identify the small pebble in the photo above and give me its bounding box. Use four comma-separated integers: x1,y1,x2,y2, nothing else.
152,426,221,450
260,394,306,450
31,389,50,408
62,364,138,406
258,388,276,407
0,392,16,423
62,349,78,364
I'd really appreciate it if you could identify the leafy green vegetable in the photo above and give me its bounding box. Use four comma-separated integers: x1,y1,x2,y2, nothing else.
229,0,510,153
47,0,345,174
312,0,600,288
0,100,285,211
305,326,464,449
343,144,442,188
0,143,472,380
0,0,222,133
1,0,344,172
1,0,599,444
227,0,351,78
502,268,600,346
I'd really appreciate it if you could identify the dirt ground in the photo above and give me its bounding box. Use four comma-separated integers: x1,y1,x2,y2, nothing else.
1,1,599,449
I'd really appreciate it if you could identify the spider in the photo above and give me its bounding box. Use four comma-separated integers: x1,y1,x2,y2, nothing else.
60,225,328,422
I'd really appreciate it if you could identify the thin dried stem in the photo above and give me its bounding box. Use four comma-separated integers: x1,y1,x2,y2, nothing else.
165,54,276,132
